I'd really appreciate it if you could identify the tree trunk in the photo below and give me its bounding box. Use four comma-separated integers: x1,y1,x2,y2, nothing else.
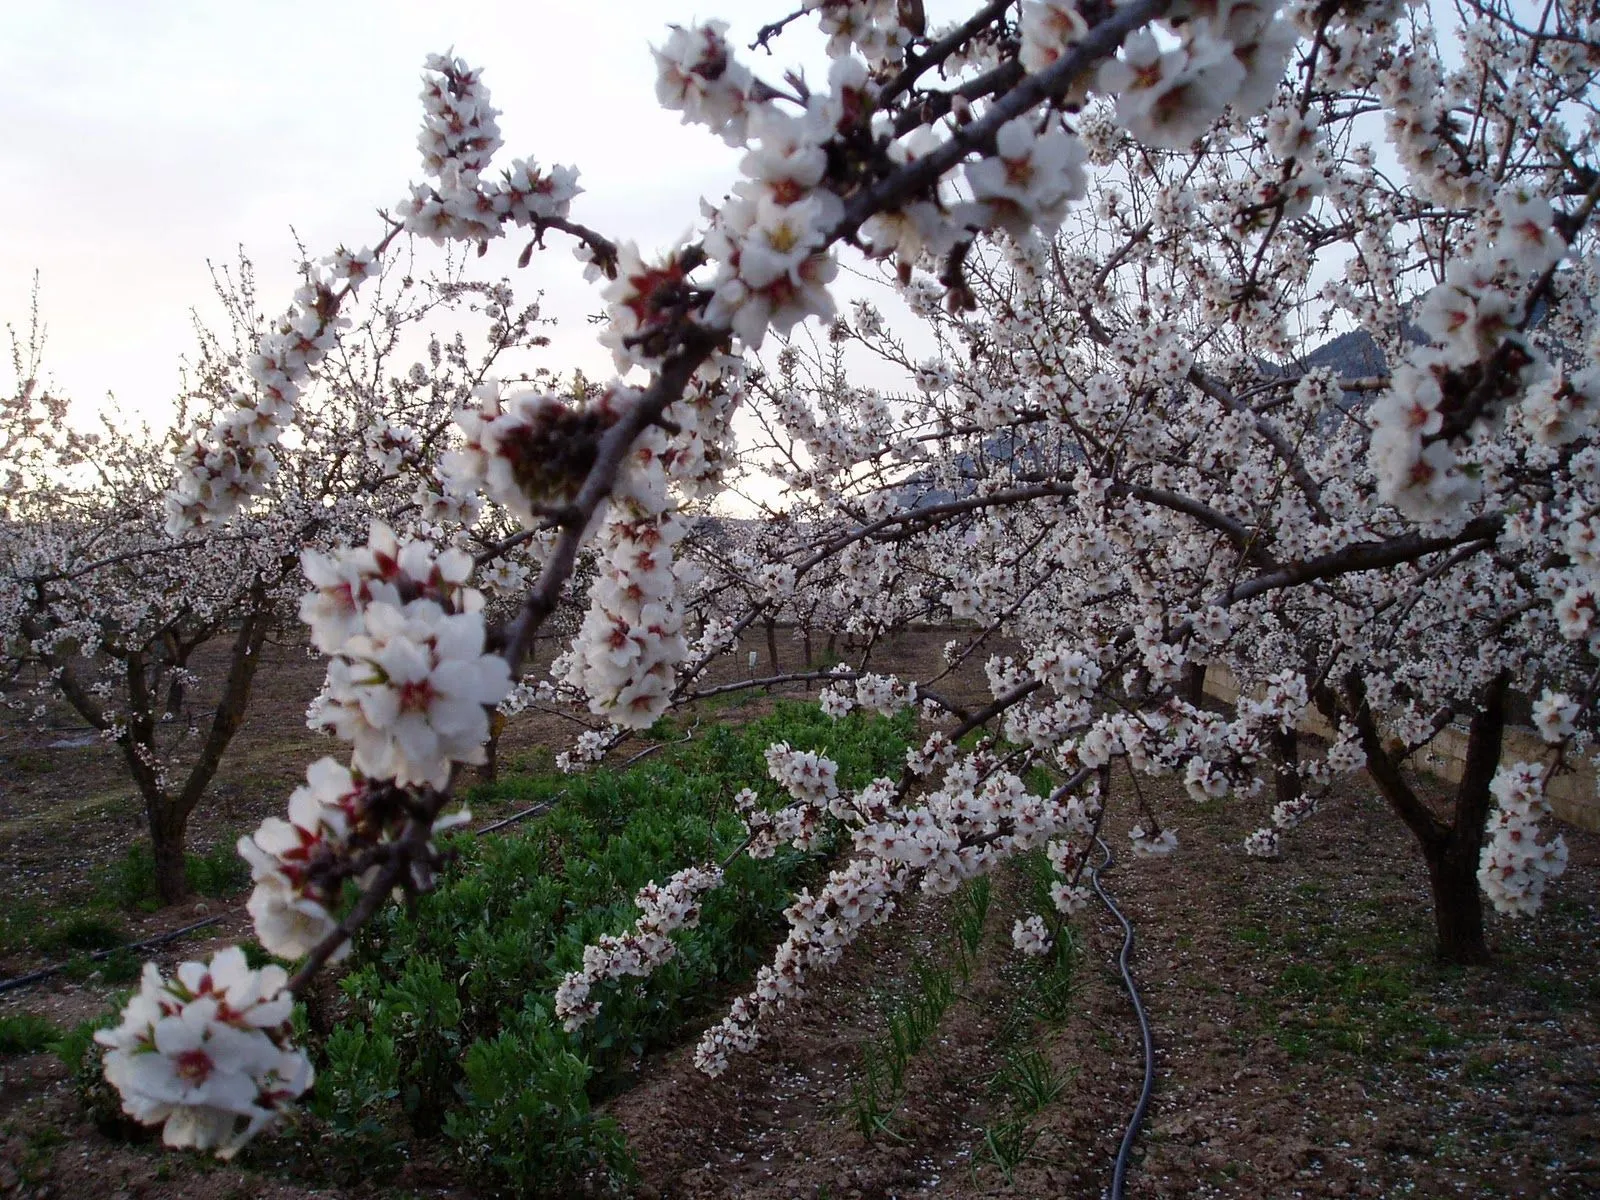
1423,838,1490,965
765,617,780,671
151,807,190,906
1342,668,1507,966
1272,727,1300,807
1429,673,1509,966
478,709,507,785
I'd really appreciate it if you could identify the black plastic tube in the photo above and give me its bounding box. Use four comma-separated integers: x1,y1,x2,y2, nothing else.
1090,835,1156,1200
0,913,227,996
0,788,574,996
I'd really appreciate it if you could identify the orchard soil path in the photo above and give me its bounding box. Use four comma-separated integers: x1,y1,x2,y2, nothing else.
2,628,1598,1197
606,781,1600,1200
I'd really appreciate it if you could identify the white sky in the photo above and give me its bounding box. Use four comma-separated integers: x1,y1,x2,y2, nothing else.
1,0,945,432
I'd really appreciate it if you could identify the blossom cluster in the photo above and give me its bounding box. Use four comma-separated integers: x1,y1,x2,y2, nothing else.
695,856,904,1076
306,525,511,789
165,267,351,531
237,758,370,961
1129,823,1179,857
1369,187,1571,522
764,741,841,807
1012,914,1054,956
1095,0,1293,150
400,53,581,245
95,951,312,1158
164,53,583,532
1477,762,1569,915
560,511,690,728
554,864,724,1030
817,671,918,718
103,523,501,1150
442,383,623,527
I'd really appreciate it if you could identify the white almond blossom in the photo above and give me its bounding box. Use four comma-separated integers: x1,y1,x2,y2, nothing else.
95,950,311,1158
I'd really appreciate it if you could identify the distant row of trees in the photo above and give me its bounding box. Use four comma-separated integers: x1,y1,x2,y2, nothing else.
1,258,553,902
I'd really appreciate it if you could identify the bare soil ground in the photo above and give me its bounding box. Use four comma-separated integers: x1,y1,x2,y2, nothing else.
2,628,1596,1199
605,782,1599,1200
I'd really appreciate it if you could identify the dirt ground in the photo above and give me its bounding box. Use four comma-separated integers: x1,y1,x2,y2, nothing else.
1,627,1596,1199
602,783,1598,1200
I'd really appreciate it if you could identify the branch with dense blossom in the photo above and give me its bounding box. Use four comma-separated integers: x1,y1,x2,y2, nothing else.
92,0,1600,1156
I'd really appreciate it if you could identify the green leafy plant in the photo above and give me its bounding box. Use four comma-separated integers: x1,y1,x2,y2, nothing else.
322,702,910,1195
0,1013,61,1056
308,1022,404,1177
847,1048,901,1141
445,1005,633,1196
59,945,142,985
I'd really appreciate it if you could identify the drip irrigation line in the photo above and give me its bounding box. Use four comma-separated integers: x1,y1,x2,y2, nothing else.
1089,834,1156,1200
472,795,560,835
621,721,701,767
0,786,577,996
0,913,230,996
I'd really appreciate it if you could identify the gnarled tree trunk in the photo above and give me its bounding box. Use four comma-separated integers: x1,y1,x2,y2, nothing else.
40,589,276,908
150,805,191,907
1343,670,1508,965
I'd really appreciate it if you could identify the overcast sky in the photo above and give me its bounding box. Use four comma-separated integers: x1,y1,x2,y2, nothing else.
2,1,949,430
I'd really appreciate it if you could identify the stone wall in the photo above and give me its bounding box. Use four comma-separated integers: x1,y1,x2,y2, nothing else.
1202,666,1598,833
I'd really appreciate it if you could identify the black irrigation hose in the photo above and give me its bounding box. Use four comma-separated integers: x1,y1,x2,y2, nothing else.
1089,835,1156,1200
0,913,229,996
0,786,578,996
472,798,557,835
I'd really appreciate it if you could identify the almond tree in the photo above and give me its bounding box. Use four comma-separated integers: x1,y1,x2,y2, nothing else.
1,258,547,903
86,0,1600,1157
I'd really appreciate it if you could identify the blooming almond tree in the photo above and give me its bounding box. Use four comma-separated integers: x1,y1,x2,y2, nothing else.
1,257,549,904
682,0,1600,967
91,0,1600,1156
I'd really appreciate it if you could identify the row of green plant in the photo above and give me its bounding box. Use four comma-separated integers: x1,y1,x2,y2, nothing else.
302,702,913,1196
847,878,989,1139
848,956,962,1140
844,848,1085,1185
976,849,1085,1184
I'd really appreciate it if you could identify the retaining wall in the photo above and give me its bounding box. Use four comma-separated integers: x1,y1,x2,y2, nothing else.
1202,666,1598,833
